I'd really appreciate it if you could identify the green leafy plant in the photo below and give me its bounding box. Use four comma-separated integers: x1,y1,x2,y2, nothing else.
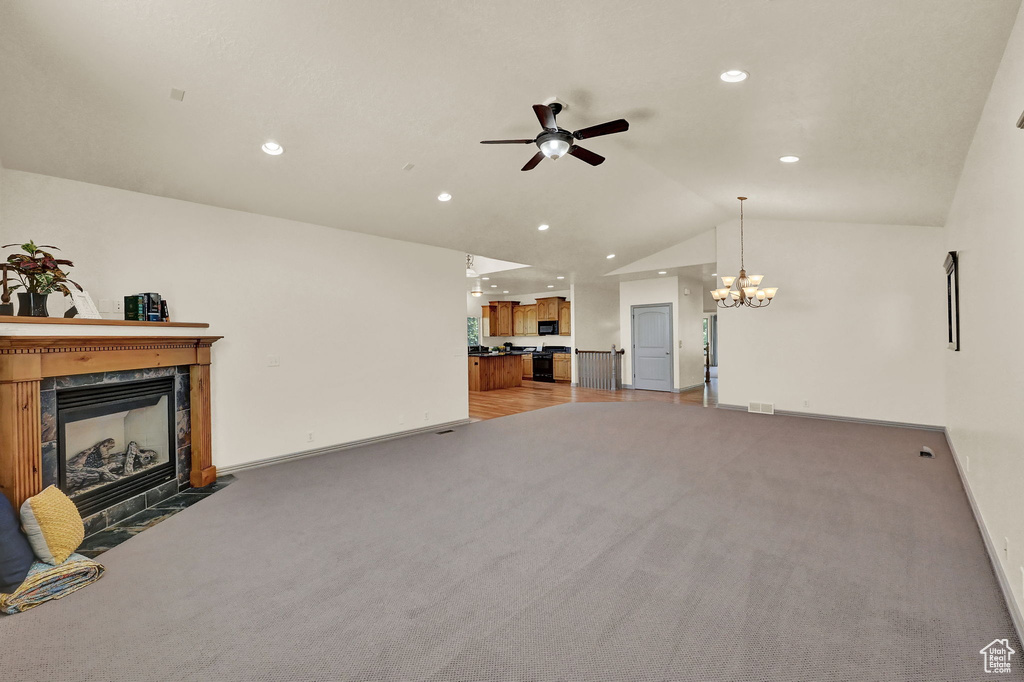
3,241,82,296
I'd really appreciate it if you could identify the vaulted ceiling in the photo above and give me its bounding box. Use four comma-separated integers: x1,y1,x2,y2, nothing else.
0,0,1018,294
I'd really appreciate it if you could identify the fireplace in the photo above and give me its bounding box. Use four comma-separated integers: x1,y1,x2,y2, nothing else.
57,377,177,517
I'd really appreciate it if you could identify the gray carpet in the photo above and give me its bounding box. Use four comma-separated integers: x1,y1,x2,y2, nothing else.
0,402,1018,681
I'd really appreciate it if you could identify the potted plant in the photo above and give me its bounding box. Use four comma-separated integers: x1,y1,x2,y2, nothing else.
2,241,82,317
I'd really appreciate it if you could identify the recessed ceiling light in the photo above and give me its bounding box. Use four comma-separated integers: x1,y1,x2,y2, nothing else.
490,285,497,288
658,271,667,275
720,70,748,83
481,277,489,280
556,276,565,280
538,224,550,231
547,285,555,288
437,192,452,201
606,254,615,259
712,273,718,276
503,290,509,294
261,141,284,155
780,155,800,163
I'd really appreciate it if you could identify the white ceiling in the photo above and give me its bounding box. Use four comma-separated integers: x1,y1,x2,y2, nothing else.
0,0,1018,295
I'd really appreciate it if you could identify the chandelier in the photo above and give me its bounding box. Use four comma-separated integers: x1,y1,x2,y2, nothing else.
711,197,777,309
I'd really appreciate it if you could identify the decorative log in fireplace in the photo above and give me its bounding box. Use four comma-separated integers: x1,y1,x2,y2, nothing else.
0,334,222,508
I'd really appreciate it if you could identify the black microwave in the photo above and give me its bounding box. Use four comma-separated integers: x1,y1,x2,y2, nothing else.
538,320,559,336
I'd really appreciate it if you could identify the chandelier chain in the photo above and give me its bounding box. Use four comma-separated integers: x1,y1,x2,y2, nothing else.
739,197,745,270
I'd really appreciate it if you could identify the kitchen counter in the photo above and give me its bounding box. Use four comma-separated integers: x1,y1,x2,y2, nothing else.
468,351,530,357
468,353,523,391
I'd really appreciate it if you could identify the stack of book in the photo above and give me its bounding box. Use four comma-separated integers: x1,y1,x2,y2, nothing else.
124,293,168,322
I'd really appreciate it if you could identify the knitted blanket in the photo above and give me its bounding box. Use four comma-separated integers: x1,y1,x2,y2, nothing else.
0,553,104,614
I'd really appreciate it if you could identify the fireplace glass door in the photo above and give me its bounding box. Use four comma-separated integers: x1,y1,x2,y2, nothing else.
57,377,177,516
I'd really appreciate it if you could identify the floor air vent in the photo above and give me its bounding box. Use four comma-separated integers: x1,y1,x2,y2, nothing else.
748,402,775,415
436,429,454,435
920,446,934,458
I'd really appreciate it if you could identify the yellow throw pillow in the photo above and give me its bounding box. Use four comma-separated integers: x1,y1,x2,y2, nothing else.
19,486,84,565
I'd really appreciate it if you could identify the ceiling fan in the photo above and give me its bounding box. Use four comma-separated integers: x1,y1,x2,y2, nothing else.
480,103,629,171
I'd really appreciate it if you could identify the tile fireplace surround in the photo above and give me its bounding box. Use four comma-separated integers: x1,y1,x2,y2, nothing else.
0,329,222,512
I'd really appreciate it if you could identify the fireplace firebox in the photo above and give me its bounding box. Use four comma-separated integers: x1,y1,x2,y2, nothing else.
57,377,177,517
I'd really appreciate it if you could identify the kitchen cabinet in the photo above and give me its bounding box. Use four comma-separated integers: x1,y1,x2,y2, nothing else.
536,297,564,322
522,353,533,378
486,300,518,337
558,300,571,335
553,353,571,382
508,304,538,336
523,304,538,335
469,354,523,391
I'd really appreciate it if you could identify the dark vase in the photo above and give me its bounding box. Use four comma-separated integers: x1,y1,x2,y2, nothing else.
16,292,49,317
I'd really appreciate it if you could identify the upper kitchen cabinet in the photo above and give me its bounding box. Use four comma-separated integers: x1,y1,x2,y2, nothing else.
512,305,525,336
558,300,571,336
513,304,538,336
524,305,538,335
487,301,517,337
536,297,565,322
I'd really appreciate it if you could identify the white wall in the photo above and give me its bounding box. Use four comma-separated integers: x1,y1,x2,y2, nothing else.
571,281,620,352
943,3,1024,619
1,170,469,470
619,277,680,390
676,274,705,390
715,218,946,425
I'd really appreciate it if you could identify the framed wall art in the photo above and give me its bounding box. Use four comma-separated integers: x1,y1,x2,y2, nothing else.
945,251,959,351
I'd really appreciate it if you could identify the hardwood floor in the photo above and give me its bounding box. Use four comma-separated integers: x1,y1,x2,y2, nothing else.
469,378,719,421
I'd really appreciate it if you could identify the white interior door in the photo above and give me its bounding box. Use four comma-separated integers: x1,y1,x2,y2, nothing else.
631,304,673,392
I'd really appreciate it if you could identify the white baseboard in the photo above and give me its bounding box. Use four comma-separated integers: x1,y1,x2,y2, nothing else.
945,428,1024,643
716,404,944,431
218,419,471,475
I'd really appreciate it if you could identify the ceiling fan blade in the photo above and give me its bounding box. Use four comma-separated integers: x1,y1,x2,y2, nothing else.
568,145,605,166
521,151,545,171
572,118,629,140
480,139,536,144
533,104,557,131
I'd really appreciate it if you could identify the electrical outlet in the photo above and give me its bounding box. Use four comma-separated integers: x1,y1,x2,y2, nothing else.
306,431,314,443
678,340,683,349
267,355,280,367
423,411,429,422
803,399,809,408
113,300,124,313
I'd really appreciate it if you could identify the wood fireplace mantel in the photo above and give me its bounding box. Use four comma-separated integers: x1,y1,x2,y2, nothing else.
0,334,223,507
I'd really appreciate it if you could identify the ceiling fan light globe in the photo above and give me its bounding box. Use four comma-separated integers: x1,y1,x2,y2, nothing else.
540,138,571,159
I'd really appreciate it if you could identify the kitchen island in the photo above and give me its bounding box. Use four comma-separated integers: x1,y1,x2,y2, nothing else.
468,353,524,391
